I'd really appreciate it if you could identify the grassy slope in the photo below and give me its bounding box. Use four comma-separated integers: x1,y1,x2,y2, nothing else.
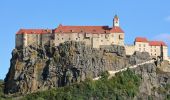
22,69,141,100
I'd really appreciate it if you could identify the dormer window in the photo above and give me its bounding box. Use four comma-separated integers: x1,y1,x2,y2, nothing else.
93,29,96,32
70,30,73,32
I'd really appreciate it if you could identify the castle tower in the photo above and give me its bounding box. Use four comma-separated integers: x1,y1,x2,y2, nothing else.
113,15,119,27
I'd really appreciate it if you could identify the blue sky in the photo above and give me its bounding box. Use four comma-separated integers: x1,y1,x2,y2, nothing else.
0,0,170,79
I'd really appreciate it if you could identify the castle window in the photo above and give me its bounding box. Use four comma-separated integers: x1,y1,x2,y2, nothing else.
76,38,78,40
58,38,60,40
119,34,123,39
69,38,71,40
70,30,73,32
143,44,145,47
105,34,109,39
101,40,103,42
62,38,63,40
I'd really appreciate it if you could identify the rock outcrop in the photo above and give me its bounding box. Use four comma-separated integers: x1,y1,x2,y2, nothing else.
132,61,170,100
5,41,148,94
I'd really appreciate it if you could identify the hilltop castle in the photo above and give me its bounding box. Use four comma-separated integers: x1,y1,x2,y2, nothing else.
15,15,168,60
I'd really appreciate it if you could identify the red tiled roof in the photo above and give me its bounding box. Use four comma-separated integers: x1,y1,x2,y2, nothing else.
17,25,125,34
149,41,167,46
54,25,110,33
17,29,51,34
135,37,148,42
110,26,124,33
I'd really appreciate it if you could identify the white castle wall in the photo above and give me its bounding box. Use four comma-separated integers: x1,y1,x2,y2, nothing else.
125,45,135,55
125,41,169,61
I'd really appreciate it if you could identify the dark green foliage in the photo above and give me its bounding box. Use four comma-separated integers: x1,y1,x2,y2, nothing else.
101,71,109,80
23,69,141,100
0,80,4,99
148,95,153,100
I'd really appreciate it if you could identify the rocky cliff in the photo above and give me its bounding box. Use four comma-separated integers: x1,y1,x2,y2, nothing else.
132,61,170,100
4,41,151,95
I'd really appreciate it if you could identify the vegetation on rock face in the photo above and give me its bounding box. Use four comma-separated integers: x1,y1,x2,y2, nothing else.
0,80,4,99
156,83,170,100
22,69,141,100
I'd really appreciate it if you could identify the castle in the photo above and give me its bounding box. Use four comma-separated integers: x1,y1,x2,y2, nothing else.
125,37,168,60
16,15,169,60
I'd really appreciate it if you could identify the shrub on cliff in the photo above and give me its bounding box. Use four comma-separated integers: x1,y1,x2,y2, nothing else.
23,69,141,100
0,80,4,98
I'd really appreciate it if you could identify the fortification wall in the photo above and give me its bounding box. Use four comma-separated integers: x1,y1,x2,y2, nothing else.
125,45,135,55
41,34,52,46
163,46,168,60
26,34,39,46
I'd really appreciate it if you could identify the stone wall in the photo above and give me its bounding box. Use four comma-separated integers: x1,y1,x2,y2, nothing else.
125,45,135,55
16,34,23,48
41,34,52,46
53,32,124,48
163,46,168,60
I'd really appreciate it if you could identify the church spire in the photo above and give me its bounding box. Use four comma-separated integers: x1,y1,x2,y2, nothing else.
113,15,119,27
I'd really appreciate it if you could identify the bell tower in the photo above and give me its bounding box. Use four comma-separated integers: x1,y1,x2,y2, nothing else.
113,15,119,27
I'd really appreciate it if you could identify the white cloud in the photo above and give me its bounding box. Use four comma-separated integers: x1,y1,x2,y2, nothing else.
165,16,170,22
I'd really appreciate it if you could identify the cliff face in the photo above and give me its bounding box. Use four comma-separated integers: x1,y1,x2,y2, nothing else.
132,61,170,100
4,41,152,95
4,41,145,94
